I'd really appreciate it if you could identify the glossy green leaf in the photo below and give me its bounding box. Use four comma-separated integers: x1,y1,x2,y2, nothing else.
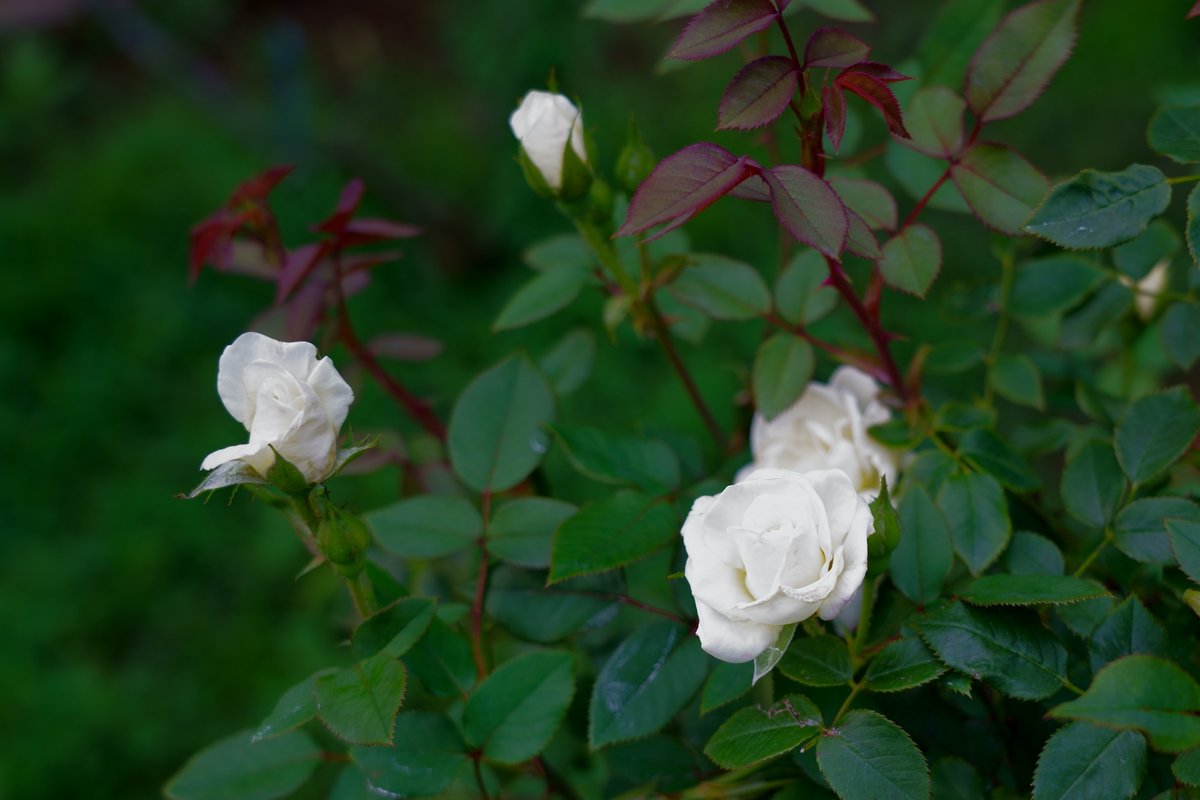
959,428,1040,492
1032,723,1147,800
816,710,930,800
775,248,838,325
463,651,574,764
1003,531,1065,575
879,224,941,297
1114,497,1200,565
829,177,897,230
1115,387,1200,483
1148,105,1200,163
1112,220,1181,279
1061,439,1126,528
367,495,481,560
939,471,1012,575
705,694,822,768
753,333,815,420
916,602,1067,699
891,485,953,604
1010,255,1105,318
960,574,1108,606
1025,165,1171,249
701,660,754,713
863,637,946,693
965,0,1080,122
253,674,325,742
1089,596,1168,673
448,355,556,493
165,730,320,800
779,634,852,687
493,263,590,331
1173,749,1200,786
1161,303,1200,370
549,491,677,583
669,253,771,320
589,622,708,748
918,0,1004,88
351,712,468,798
1168,519,1200,583
1188,183,1200,267
952,144,1050,235
754,622,798,685
405,616,476,697
539,328,595,397
486,497,576,569
551,425,680,494
1050,655,1200,752
901,87,965,157
313,652,407,746
1055,595,1116,638
989,353,1044,410
351,597,437,661
487,576,613,644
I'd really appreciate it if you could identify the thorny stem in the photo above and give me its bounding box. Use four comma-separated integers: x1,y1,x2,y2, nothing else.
470,491,493,680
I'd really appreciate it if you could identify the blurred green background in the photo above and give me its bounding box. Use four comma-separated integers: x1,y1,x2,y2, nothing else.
0,0,1195,797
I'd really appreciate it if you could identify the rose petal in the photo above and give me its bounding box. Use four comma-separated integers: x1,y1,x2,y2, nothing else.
307,356,355,429
216,332,319,427
200,441,270,473
694,599,781,663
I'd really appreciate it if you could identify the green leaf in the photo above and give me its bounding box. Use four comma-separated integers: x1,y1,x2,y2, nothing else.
938,472,1012,575
523,233,592,272
253,673,325,742
1059,283,1135,349
701,660,754,713
704,694,822,768
959,428,1040,492
589,622,708,748
890,485,953,604
539,328,595,397
1115,387,1200,483
1025,164,1171,249
779,634,853,687
952,144,1050,235
1161,303,1200,370
1114,497,1200,565
926,341,986,375
863,637,947,693
668,253,771,320
989,354,1044,410
755,622,798,684
901,87,965,157
493,263,590,331
351,712,468,798
351,597,437,661
1174,749,1200,787
487,575,613,643
463,651,575,765
753,333,815,420
775,248,837,325
549,491,677,583
405,616,476,697
165,730,320,800
1089,596,1168,673
313,652,407,746
802,0,874,23
816,710,930,800
367,495,481,559
1061,439,1126,528
1003,532,1065,575
1112,220,1181,279
965,0,1080,122
1148,105,1200,163
1010,256,1106,318
829,177,897,230
1050,655,1200,752
879,224,941,297
915,602,1067,699
1056,595,1116,638
486,497,576,569
1169,519,1200,583
918,0,1004,88
183,459,268,499
448,355,556,493
1188,183,1200,267
932,757,985,800
885,141,970,213
870,476,902,555
960,574,1108,606
551,425,680,494
1032,723,1147,800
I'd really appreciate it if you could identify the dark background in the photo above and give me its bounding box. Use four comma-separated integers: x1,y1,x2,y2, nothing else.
0,0,1195,796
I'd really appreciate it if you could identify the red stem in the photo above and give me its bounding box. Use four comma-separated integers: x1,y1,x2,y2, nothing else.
553,588,693,627
470,491,492,680
825,257,911,404
764,312,888,381
647,296,727,452
898,166,951,233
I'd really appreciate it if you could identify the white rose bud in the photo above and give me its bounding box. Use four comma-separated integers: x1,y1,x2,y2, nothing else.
201,332,354,485
509,90,588,194
1128,259,1169,321
682,468,873,663
740,366,900,498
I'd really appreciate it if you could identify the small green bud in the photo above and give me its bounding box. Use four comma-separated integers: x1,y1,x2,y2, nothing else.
558,135,593,202
317,501,372,576
866,477,901,576
615,119,655,194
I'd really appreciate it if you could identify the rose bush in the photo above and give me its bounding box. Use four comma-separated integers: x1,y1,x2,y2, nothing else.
200,332,354,484
683,468,873,662
508,90,587,193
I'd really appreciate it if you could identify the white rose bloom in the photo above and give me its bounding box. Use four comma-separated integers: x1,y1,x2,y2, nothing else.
682,468,873,663
739,366,900,498
509,90,587,192
1129,259,1169,321
201,332,354,484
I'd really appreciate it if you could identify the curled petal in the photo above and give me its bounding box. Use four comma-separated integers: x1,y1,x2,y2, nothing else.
695,600,781,663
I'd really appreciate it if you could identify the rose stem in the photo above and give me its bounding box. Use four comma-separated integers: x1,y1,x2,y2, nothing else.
469,491,492,679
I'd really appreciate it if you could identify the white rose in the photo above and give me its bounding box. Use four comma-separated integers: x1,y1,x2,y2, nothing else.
1123,259,1169,321
739,366,900,498
682,468,873,663
201,332,355,484
509,90,587,192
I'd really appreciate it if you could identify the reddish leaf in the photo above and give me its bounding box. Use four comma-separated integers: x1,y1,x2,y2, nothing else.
829,177,898,230
1190,1,1200,18
668,0,780,61
845,209,882,260
342,250,406,275
343,218,422,241
188,209,247,283
950,142,1049,235
717,57,799,130
837,71,910,138
617,143,760,238
841,62,910,83
276,243,328,303
804,26,870,68
315,178,366,236
823,84,848,151
370,334,445,363
232,164,295,205
729,174,772,202
900,86,966,157
763,165,849,257
965,0,1080,123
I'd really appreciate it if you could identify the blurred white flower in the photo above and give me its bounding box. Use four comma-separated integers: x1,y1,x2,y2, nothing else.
509,90,587,192
1128,259,1169,321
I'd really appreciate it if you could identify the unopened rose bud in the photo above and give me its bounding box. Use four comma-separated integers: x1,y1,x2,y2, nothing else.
318,501,372,576
615,120,655,195
510,90,590,198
